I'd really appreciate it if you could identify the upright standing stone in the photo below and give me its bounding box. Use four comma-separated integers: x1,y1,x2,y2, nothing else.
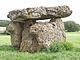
7,22,23,48
20,20,37,52
49,18,66,41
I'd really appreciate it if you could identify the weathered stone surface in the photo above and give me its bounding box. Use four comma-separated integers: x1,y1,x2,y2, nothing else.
19,18,66,52
19,20,40,52
20,22,54,52
7,5,72,21
7,22,22,48
49,18,66,41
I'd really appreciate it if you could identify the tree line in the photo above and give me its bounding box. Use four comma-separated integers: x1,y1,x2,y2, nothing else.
0,20,80,32
0,20,10,27
64,21,80,32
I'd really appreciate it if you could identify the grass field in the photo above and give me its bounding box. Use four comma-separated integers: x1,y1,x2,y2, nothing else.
0,32,80,60
66,32,80,48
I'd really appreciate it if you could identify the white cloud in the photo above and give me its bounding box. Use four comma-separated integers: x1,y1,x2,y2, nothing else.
0,0,80,24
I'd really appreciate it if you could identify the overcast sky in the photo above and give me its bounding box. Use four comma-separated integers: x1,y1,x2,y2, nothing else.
0,0,80,24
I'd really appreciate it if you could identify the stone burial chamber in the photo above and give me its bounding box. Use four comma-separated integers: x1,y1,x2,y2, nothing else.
7,5,72,53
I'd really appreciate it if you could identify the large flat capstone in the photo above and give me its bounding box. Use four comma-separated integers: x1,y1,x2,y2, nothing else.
7,5,72,21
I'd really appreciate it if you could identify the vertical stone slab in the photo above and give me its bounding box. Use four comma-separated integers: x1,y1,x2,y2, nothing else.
20,21,55,52
49,18,66,41
20,20,39,52
30,23,55,48
7,22,22,48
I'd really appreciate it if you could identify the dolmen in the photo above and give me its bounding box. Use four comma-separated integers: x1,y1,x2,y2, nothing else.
7,5,72,52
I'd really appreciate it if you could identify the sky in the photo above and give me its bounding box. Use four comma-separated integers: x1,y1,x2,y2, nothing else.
0,0,80,24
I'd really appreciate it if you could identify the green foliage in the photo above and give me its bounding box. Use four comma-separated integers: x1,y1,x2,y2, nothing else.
0,20,10,27
49,42,73,52
42,41,74,53
49,42,66,52
64,21,80,32
63,42,73,50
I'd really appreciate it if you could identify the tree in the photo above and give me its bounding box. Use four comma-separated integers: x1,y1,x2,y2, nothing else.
64,21,80,32
0,20,10,27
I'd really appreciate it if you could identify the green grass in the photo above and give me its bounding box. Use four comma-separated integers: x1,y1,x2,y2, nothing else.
66,32,80,48
0,32,80,60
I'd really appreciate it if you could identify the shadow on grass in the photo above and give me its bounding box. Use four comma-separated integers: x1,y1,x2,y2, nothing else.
0,45,18,51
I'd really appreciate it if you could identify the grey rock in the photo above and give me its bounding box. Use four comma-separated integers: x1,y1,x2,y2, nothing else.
7,5,72,21
49,18,66,41
19,18,66,52
7,22,23,48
